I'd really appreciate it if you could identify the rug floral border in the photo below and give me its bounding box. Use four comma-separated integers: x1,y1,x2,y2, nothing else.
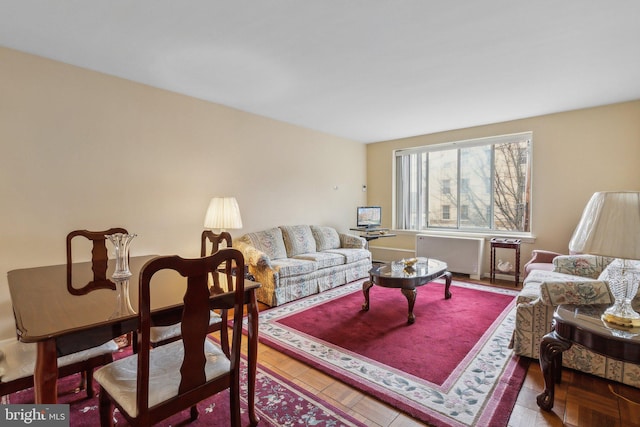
249,279,524,427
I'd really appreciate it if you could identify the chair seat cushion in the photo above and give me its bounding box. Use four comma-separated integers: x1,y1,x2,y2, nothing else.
0,339,119,383
94,339,230,418
149,311,222,344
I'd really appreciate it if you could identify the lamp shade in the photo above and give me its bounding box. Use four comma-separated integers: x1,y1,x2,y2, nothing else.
568,191,640,259
203,197,243,230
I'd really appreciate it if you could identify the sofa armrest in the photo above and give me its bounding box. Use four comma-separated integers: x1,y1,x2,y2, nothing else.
339,233,366,249
528,249,564,265
553,254,614,278
233,240,273,269
539,280,613,306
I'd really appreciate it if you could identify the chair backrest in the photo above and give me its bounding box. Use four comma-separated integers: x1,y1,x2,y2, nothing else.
201,230,233,293
200,230,232,257
135,248,245,417
66,228,128,294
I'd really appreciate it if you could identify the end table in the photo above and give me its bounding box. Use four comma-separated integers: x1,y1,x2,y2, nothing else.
490,238,521,286
537,304,640,411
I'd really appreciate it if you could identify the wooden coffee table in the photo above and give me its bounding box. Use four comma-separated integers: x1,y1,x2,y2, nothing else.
537,304,640,411
362,259,452,324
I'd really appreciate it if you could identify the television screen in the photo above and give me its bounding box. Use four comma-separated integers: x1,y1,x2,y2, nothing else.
357,206,382,228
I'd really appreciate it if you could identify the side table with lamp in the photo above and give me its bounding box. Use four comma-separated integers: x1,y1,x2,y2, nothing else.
567,191,640,328
537,303,640,411
536,191,640,410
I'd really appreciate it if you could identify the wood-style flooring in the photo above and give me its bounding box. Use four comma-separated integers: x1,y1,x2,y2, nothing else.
240,277,640,426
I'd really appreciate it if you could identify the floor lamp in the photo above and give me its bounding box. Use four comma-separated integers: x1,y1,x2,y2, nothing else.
569,191,640,327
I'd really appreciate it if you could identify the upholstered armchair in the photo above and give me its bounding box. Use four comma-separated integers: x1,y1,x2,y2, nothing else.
512,254,640,387
523,249,564,279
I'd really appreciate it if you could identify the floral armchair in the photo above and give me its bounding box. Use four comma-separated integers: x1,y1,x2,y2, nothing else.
511,254,640,387
523,249,564,279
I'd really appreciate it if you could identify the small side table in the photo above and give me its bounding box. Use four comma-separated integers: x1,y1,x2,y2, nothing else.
490,238,521,286
537,304,640,411
349,228,397,251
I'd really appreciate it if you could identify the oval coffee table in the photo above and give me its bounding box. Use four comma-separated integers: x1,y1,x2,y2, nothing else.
362,258,452,324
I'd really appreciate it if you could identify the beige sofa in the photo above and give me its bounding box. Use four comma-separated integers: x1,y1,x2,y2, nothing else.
234,225,372,307
511,254,640,387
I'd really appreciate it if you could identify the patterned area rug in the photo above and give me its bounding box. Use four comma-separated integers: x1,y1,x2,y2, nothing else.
5,348,366,426
251,279,529,427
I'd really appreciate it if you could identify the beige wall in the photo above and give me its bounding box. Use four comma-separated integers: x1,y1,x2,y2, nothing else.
0,47,367,339
366,101,640,272
2,45,639,340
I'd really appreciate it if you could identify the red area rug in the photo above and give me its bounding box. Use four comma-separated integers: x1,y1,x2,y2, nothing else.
254,279,529,427
4,346,366,427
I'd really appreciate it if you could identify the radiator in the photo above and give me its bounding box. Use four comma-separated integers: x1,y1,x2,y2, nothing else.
416,234,484,280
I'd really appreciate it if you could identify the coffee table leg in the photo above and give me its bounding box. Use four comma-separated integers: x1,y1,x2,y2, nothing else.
401,288,417,324
537,330,571,411
362,280,373,311
443,271,452,299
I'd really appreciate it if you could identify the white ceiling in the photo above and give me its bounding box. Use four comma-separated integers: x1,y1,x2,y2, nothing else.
1,1,639,143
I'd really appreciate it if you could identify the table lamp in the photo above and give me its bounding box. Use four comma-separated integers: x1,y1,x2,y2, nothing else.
568,191,640,327
204,196,243,232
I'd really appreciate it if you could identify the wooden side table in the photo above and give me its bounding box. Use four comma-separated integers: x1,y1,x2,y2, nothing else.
490,238,521,286
537,304,640,411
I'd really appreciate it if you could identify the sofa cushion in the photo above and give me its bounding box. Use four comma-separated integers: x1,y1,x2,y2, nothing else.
524,269,612,306
280,225,317,257
311,225,341,251
294,252,345,268
271,258,317,276
241,227,288,260
324,248,371,263
553,254,615,278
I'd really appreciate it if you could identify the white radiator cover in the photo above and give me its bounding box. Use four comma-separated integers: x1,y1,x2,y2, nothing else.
416,234,484,280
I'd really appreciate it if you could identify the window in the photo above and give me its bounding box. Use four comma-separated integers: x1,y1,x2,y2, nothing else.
395,132,532,233
442,205,450,220
442,179,451,195
461,205,469,220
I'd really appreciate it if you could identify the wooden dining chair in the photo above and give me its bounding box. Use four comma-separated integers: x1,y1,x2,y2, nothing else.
0,338,118,399
201,230,232,256
65,228,128,387
94,249,245,427
66,228,129,295
142,231,234,353
202,230,233,352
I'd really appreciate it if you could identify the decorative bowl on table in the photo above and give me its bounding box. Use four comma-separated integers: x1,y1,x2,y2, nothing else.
402,258,418,274
402,258,418,268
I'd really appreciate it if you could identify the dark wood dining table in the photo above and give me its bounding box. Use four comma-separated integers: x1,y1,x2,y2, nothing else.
7,255,260,426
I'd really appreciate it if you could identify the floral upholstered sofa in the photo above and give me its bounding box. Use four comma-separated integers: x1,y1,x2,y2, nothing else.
233,225,372,306
511,254,640,387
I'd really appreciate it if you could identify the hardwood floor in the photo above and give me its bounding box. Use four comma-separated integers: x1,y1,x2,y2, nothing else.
240,278,640,426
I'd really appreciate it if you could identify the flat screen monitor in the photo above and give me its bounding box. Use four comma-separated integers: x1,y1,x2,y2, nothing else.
357,206,382,228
